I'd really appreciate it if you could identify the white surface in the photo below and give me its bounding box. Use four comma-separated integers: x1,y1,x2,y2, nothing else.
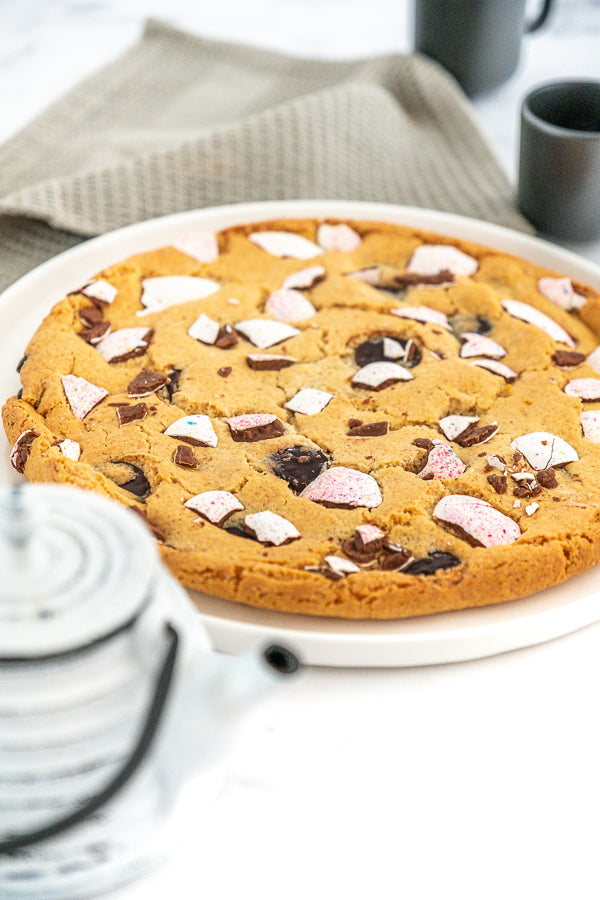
3,5,600,899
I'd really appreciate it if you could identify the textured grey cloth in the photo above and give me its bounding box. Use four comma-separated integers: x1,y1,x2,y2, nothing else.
0,18,531,293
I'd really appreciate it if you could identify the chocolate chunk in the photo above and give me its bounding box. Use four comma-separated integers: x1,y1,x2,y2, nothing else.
449,313,492,338
552,350,587,367
348,418,363,428
413,437,435,450
96,462,151,499
487,473,508,494
11,430,36,473
513,482,542,498
380,549,414,571
215,325,239,349
354,335,421,369
79,305,104,328
128,506,166,543
173,444,198,467
269,445,329,493
78,322,111,344
116,403,148,426
454,422,498,447
347,421,389,437
536,467,558,488
16,355,27,373
230,418,285,442
218,366,232,378
246,354,296,370
394,268,455,287
127,369,170,397
340,539,377,565
120,467,151,498
404,551,461,576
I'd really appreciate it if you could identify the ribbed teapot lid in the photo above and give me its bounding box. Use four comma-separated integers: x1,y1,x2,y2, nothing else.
0,484,158,659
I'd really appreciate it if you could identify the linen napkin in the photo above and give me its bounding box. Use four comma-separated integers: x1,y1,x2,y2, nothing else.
0,18,532,294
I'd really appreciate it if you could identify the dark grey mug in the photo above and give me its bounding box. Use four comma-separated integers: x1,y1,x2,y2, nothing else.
413,0,555,96
518,80,600,241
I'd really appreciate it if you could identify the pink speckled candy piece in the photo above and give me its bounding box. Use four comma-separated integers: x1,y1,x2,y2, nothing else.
95,327,152,362
235,318,300,349
469,359,517,381
407,245,478,277
81,280,117,304
139,276,220,314
434,495,521,547
282,266,326,290
581,411,600,442
265,289,316,322
418,440,466,481
300,466,382,508
459,332,506,359
510,431,579,469
58,439,81,461
227,413,278,432
564,378,600,400
185,490,243,524
249,230,321,259
352,361,413,390
538,276,585,311
285,388,334,415
324,555,361,577
355,524,385,547
317,223,362,252
244,510,301,545
173,231,219,263
188,313,220,344
61,374,108,420
164,414,218,447
390,306,450,329
502,299,575,348
438,415,479,441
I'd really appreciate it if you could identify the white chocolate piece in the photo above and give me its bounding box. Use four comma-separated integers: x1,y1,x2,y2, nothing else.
324,555,361,577
81,279,117,304
459,332,506,359
282,266,326,290
538,276,585,311
439,415,479,441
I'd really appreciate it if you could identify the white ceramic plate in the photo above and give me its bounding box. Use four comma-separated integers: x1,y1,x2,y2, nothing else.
3,200,600,667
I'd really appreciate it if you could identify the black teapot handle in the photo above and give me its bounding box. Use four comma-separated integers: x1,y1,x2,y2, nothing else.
0,623,180,855
526,0,554,33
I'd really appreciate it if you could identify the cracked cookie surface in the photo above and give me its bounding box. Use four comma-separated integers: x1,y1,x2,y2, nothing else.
5,216,600,619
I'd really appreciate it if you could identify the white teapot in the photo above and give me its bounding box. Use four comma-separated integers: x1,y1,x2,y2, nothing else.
0,483,300,899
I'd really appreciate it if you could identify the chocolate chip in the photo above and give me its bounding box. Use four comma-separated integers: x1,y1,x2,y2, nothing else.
269,445,329,493
218,366,232,378
230,418,285,442
11,430,36,473
487,473,507,494
394,268,455,287
16,355,27,373
128,506,166,543
173,444,198,467
454,422,498,447
78,322,111,344
215,325,239,349
354,335,421,368
120,468,151,498
404,551,461,575
79,305,104,327
127,369,170,397
347,421,389,437
536,467,558,489
116,403,148,426
552,350,587,367
413,437,435,450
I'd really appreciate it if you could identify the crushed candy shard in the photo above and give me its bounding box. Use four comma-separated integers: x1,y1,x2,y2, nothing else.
355,524,386,547
164,414,218,447
265,289,316,322
581,411,600,442
502,299,575,347
227,413,285,441
390,305,450,329
407,244,478,277
564,378,600,400
525,502,539,516
173,231,219,263
317,223,362,252
324,555,361,577
538,276,585,311
285,388,334,415
346,266,381,286
244,510,301,545
434,494,521,547
185,490,243,524
139,275,220,314
81,279,117,304
439,415,479,441
61,374,108,420
418,440,466,481
352,361,413,390
300,466,382,508
188,313,221,344
58,439,81,461
235,318,300,349
510,432,579,469
95,327,152,362
282,266,326,290
249,230,321,259
459,332,506,359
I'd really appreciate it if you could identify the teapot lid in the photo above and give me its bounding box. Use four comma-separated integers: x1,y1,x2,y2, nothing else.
0,484,158,660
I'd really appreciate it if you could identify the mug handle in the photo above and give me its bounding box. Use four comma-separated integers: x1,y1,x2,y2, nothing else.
525,0,554,32
0,623,180,854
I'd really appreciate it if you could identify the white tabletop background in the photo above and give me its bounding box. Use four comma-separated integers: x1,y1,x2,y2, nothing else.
2,1,600,898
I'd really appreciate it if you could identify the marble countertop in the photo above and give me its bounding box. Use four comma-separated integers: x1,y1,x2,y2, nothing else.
1,3,600,899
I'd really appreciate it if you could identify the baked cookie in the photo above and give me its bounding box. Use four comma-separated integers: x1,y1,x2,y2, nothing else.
4,217,600,619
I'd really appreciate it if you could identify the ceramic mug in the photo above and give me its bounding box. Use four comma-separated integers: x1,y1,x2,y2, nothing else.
413,0,555,96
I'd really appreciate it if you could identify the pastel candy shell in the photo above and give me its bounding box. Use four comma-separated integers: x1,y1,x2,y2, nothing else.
419,441,466,481
407,245,478,277
439,415,479,441
61,375,108,420
564,378,600,400
95,327,151,362
249,230,321,259
300,466,382,508
244,511,301,545
352,361,413,389
81,280,117,304
434,495,521,548
265,289,316,322
382,337,405,359
285,388,334,415
355,524,385,546
538,276,585,311
317,223,362,252
235,318,300,349
586,346,600,373
459,332,506,359
139,276,220,314
581,411,600,442
510,432,579,469
173,231,219,263
470,359,517,381
164,414,218,447
227,413,278,431
390,306,450,329
188,313,220,344
58,439,81,461
185,490,243,524
325,556,361,576
502,299,575,348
